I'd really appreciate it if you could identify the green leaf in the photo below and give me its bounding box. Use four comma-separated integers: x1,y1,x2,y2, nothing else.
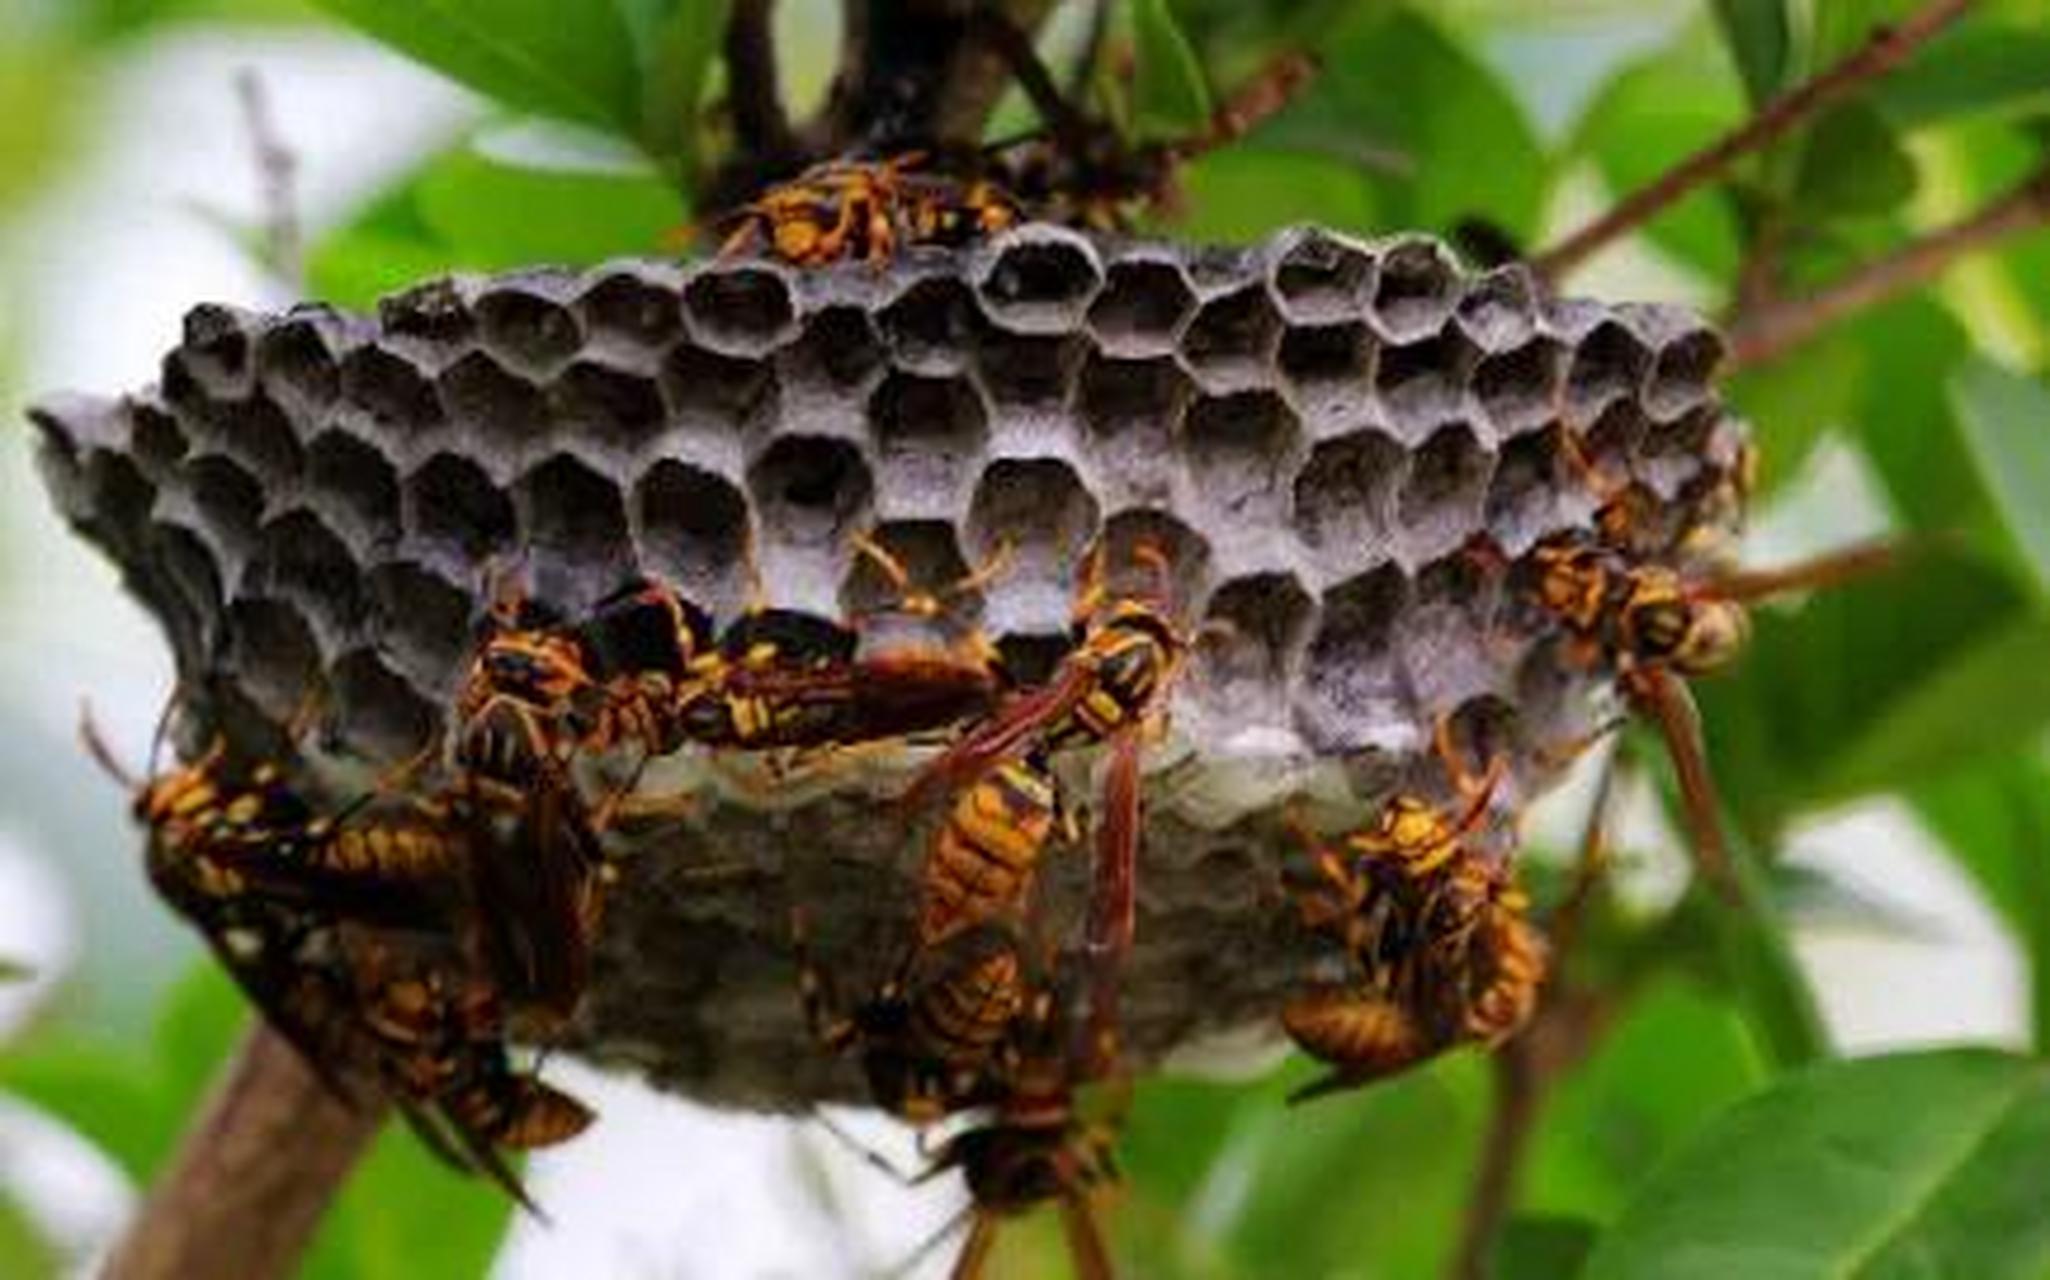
1220,1055,1487,1276
1576,38,1745,278
310,0,642,133
1874,24,2050,128
1914,757,2050,1054
1314,8,1547,241
0,1193,60,1280
1490,1216,1598,1280
308,138,687,307
1725,326,1864,496
1698,543,2050,827
1951,358,2050,602
1789,103,1916,221
1582,1050,2050,1279
1711,0,1791,106
1170,149,1379,244
0,1045,166,1181
1130,0,1214,140
612,0,730,181
414,145,685,267
1521,980,1769,1225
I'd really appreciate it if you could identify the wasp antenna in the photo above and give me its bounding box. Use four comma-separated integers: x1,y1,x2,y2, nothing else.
949,535,1014,602
887,1203,976,1280
78,701,139,791
808,1107,920,1184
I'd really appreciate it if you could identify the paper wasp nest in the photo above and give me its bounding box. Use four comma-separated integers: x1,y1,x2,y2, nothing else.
34,226,1744,1105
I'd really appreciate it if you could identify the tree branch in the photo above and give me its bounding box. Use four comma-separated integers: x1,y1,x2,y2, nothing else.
234,68,302,291
1532,0,1978,282
726,0,799,166
1727,163,2050,370
102,1026,385,1280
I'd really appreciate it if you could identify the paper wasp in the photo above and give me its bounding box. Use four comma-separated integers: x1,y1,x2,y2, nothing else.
714,153,1021,268
817,972,1124,1280
918,750,1072,948
795,909,1034,1125
902,541,1193,1074
347,929,593,1209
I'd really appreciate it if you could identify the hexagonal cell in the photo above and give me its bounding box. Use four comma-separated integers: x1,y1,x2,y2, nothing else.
838,519,979,621
366,561,473,687
993,631,1078,688
437,350,552,457
878,276,978,372
1564,320,1650,421
516,453,637,590
1096,508,1211,615
1375,330,1475,433
188,454,265,550
328,648,437,761
1370,238,1462,342
1483,424,1576,550
1402,556,1512,732
1302,563,1411,743
1453,265,1540,352
148,520,226,653
1181,285,1283,377
404,452,516,562
188,394,304,486
965,457,1100,572
1293,429,1405,555
378,277,475,346
746,435,874,547
1200,571,1316,691
1397,424,1493,561
1582,397,1650,474
340,343,445,437
782,306,885,390
306,429,400,542
254,313,343,411
1184,389,1301,520
1267,227,1375,326
662,344,776,437
682,265,797,354
552,356,669,448
868,371,989,500
245,508,366,638
1278,323,1373,427
1647,327,1725,421
1637,404,1721,488
577,269,683,347
1078,353,1193,442
476,284,585,373
635,459,751,599
973,329,1086,407
173,304,255,397
223,596,322,723
1473,338,1565,438
1087,257,1196,351
131,402,189,471
974,229,1103,334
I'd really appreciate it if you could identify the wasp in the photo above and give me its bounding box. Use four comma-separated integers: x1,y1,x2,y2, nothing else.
667,535,1007,755
714,154,1020,268
918,750,1071,948
795,910,1034,1125
902,542,1192,1073
347,929,593,1209
1516,528,1900,896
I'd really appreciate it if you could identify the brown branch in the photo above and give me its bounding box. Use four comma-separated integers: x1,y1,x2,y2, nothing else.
103,1026,386,1280
1532,0,1978,282
1727,163,2050,370
233,68,302,290
726,0,799,166
1447,990,1616,1280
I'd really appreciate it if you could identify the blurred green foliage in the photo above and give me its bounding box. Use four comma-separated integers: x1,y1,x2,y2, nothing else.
8,0,2050,1276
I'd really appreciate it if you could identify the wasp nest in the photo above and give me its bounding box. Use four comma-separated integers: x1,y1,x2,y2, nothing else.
33,225,1743,1106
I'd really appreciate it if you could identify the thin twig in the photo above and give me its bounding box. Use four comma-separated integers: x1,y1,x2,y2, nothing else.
1727,163,2050,369
727,0,799,165
102,1025,385,1280
1532,0,1978,282
233,68,302,290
